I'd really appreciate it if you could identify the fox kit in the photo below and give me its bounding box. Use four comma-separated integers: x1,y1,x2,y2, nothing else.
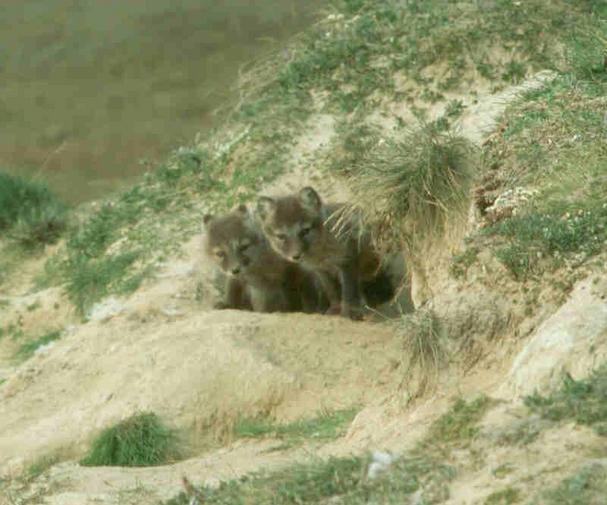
203,204,326,314
256,187,393,320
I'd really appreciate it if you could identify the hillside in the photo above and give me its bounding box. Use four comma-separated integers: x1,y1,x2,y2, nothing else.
1,1,606,504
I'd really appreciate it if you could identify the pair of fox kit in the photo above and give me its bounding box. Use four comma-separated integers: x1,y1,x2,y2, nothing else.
203,187,393,320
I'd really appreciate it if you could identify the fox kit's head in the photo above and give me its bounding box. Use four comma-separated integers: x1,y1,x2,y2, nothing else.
256,187,324,263
203,205,264,277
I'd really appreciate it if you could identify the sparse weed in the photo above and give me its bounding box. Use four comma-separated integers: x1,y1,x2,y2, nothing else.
233,408,358,446
524,364,607,437
15,330,62,362
23,454,62,482
81,412,181,467
165,453,454,505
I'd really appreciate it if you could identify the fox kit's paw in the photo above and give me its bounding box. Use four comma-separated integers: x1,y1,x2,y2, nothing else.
341,304,364,321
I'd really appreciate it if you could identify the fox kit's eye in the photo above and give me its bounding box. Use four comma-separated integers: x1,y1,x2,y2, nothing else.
300,226,312,237
215,250,226,259
239,241,250,252
275,233,287,242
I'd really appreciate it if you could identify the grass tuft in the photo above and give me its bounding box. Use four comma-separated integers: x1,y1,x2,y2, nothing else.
524,364,607,436
0,171,68,249
344,123,476,253
81,412,181,467
395,308,449,396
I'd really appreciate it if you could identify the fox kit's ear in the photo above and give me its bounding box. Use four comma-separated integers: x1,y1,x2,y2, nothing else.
256,196,277,223
202,214,214,227
299,187,322,213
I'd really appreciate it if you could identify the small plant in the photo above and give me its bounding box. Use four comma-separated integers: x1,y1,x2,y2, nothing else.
449,246,480,279
0,171,67,249
81,412,181,467
395,308,449,396
524,364,607,436
15,330,62,361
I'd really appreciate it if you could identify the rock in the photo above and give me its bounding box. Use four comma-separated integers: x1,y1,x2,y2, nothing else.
500,277,607,399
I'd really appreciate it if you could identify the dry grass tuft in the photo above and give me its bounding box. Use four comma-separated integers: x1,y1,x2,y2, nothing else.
341,123,477,255
395,308,450,397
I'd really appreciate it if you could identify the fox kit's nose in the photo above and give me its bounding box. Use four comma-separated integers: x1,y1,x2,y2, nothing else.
231,267,241,275
291,253,302,261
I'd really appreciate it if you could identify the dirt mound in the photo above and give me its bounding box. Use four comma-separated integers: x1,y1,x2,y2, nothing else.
0,307,399,478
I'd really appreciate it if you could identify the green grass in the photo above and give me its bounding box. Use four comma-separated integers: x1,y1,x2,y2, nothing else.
80,412,181,467
486,203,607,280
423,396,493,448
165,453,454,505
476,68,607,279
541,464,607,505
15,330,62,361
524,364,607,437
233,408,358,446
0,171,67,249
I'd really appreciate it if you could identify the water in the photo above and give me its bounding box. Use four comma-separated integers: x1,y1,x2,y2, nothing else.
0,0,325,204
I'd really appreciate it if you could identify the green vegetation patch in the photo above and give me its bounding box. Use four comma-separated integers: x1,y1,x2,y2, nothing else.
81,412,181,467
541,463,607,505
165,453,454,505
233,408,358,446
525,364,607,437
479,69,607,279
486,203,607,280
15,330,62,362
423,396,493,447
277,0,592,114
0,171,67,249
